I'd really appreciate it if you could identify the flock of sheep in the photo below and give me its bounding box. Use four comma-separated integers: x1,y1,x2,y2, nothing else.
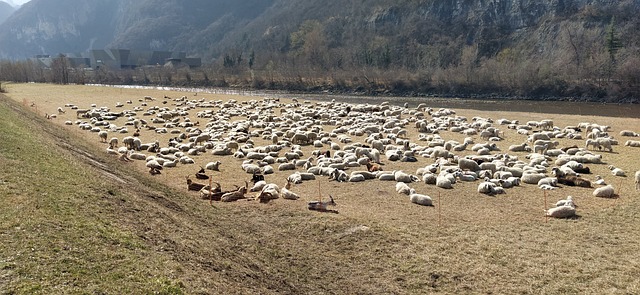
50,93,640,217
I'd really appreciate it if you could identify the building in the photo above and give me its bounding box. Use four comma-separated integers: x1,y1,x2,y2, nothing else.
31,49,201,70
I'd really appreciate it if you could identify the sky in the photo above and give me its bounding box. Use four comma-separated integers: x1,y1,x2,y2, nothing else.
5,0,30,6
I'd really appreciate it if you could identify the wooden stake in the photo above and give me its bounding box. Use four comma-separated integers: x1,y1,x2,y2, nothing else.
438,192,441,227
614,179,623,206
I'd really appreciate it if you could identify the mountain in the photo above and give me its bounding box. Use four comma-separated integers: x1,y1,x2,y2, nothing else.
0,0,274,59
0,1,15,24
0,0,637,62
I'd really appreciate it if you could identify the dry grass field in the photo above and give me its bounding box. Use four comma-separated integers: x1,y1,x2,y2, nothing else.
1,82,640,294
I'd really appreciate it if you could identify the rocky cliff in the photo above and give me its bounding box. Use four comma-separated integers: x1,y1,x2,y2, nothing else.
0,0,636,64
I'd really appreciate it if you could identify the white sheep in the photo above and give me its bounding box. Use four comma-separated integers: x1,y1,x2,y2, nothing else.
205,161,222,171
409,189,433,206
596,138,613,152
281,179,300,200
545,196,576,218
620,130,639,137
521,172,547,185
585,139,600,150
436,174,454,189
593,185,616,198
555,196,577,208
396,182,411,195
98,131,108,143
422,172,437,185
394,170,418,183
458,158,481,172
250,180,267,192
537,177,558,188
608,165,626,177
594,175,606,186
625,140,640,147
477,179,498,195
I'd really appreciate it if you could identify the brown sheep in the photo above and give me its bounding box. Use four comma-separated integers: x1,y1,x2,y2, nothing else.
557,176,592,188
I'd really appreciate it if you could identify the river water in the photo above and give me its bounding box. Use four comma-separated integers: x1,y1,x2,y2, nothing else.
91,84,640,118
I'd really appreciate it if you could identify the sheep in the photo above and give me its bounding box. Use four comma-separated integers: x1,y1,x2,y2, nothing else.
205,161,222,171
108,137,119,149
537,177,558,188
620,130,639,137
477,179,497,195
436,174,454,189
281,179,300,200
408,189,433,206
394,171,418,183
593,185,616,198
508,143,530,152
98,131,108,143
585,139,600,150
556,175,592,188
625,140,640,147
521,172,547,185
608,165,626,177
396,182,412,195
258,183,281,202
545,196,577,218
596,138,613,152
458,158,481,172
76,109,89,118
422,173,437,185
636,171,640,190
594,175,606,186
221,182,248,202
250,180,267,192
329,169,348,182
308,195,337,212
349,174,366,182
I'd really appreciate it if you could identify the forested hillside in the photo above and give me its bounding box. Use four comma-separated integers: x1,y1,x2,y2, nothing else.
0,1,14,24
0,0,638,101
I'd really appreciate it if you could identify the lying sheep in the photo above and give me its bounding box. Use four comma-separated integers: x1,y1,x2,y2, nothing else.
521,172,547,185
394,171,418,183
409,189,433,206
537,177,558,188
396,182,411,195
205,161,222,171
545,196,577,218
620,130,639,137
625,140,640,147
593,185,616,198
557,176,592,188
608,165,626,177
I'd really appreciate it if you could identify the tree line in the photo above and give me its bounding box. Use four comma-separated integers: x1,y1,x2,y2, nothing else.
0,16,638,102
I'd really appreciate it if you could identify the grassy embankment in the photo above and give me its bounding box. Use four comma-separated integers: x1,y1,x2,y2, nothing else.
1,83,640,294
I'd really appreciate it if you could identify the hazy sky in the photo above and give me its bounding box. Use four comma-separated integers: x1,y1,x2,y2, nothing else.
6,0,30,6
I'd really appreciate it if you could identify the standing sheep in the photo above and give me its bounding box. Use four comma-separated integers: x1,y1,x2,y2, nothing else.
635,171,640,191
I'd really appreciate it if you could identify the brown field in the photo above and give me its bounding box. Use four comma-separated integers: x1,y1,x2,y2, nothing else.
2,82,640,294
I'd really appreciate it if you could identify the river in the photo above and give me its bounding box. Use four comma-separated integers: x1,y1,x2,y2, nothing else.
90,84,640,118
